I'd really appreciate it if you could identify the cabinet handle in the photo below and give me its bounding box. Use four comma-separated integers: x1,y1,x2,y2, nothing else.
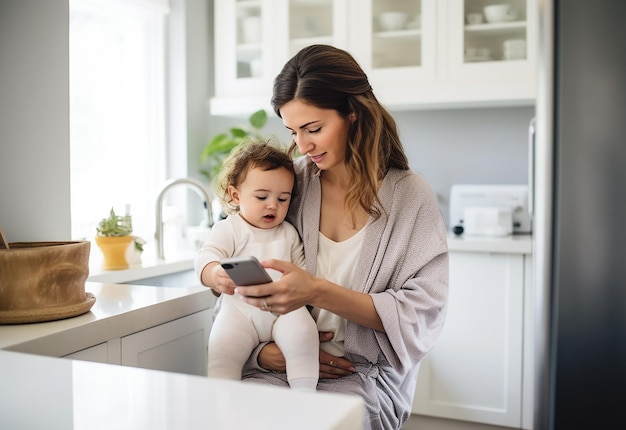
528,117,536,219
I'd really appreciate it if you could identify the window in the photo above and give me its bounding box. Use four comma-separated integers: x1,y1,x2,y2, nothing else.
69,0,169,243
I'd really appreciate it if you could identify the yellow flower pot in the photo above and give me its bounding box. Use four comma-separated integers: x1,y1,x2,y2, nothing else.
95,235,133,270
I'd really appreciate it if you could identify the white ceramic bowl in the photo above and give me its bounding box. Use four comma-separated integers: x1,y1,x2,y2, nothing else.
466,13,484,25
378,11,408,32
483,4,518,23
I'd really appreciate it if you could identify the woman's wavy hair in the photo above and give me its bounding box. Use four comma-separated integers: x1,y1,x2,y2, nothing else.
216,137,295,214
271,44,409,222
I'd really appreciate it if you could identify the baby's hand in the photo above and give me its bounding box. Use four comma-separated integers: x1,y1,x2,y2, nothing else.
211,264,236,295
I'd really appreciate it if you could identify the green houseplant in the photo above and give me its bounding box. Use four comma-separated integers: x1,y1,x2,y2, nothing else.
95,207,144,270
199,109,268,183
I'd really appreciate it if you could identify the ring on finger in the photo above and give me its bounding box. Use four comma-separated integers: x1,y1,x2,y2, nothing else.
263,298,271,311
329,360,336,367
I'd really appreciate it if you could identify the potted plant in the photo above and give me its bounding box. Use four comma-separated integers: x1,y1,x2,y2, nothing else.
95,207,144,270
199,109,268,183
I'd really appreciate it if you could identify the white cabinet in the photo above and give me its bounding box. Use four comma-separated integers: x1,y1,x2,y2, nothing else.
348,0,437,108
63,310,211,376
412,251,532,428
64,342,111,363
440,0,537,106
278,0,349,59
212,0,349,115
121,310,211,376
213,0,274,108
210,0,537,115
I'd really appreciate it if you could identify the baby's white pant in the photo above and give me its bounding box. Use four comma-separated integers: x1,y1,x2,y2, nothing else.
208,294,319,390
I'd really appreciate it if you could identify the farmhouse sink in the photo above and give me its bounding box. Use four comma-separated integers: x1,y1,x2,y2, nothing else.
123,269,202,288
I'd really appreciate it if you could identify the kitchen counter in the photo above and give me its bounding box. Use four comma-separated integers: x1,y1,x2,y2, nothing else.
0,282,214,357
87,234,533,287
87,241,197,285
0,349,363,429
447,233,532,254
0,268,364,429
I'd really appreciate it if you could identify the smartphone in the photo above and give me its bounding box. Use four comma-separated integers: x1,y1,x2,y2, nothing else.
220,256,273,286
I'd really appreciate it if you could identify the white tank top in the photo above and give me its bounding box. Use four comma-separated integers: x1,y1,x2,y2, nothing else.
313,227,366,356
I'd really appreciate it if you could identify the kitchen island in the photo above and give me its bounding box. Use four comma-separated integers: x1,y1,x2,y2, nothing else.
0,277,363,429
0,349,363,429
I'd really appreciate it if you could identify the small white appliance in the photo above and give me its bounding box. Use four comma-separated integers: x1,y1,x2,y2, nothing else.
449,184,532,236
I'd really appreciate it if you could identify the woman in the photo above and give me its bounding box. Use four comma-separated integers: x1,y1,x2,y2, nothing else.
219,45,448,429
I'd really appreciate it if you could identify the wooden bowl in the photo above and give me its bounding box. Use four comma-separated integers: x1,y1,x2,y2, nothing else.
0,241,95,324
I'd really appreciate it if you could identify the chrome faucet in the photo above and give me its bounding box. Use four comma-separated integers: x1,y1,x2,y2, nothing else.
155,177,213,259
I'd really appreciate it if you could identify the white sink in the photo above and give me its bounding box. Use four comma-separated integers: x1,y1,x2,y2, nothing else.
123,269,201,288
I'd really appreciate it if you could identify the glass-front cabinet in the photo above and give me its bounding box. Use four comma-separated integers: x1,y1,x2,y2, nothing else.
443,0,536,105
211,0,537,116
280,0,348,59
461,0,529,64
348,0,436,107
213,0,274,114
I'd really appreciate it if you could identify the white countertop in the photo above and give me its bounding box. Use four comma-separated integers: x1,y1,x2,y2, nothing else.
85,233,533,287
4,234,530,354
0,282,214,355
87,241,197,284
88,232,532,284
0,349,364,430
447,233,532,254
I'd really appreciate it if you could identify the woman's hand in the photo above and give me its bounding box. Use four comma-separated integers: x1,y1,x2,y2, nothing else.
319,349,356,379
258,332,356,379
236,258,385,332
235,259,317,315
257,342,286,373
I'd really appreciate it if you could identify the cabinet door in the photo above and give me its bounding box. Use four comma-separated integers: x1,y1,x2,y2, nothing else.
442,0,537,103
212,0,276,114
64,339,122,365
348,0,436,107
412,252,524,428
121,310,211,376
521,255,534,430
64,342,109,363
278,0,349,60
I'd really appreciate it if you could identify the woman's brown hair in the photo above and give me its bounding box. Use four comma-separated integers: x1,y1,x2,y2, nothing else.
271,44,409,222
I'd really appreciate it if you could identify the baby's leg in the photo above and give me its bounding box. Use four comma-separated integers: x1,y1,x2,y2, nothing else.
208,303,259,380
272,307,319,391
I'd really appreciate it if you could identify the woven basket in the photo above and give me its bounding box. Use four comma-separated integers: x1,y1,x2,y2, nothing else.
0,241,95,324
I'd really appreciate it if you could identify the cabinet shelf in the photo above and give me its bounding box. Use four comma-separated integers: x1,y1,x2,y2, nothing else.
373,29,423,39
465,20,527,33
290,35,334,47
237,0,261,8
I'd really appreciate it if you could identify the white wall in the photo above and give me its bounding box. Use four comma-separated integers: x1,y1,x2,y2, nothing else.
396,106,535,224
205,105,535,228
0,0,71,242
0,0,212,242
168,0,211,181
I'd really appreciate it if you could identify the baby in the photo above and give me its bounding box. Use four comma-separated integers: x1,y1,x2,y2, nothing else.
195,139,319,391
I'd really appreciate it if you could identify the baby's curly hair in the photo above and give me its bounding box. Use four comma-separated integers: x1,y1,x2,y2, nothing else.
216,137,295,214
